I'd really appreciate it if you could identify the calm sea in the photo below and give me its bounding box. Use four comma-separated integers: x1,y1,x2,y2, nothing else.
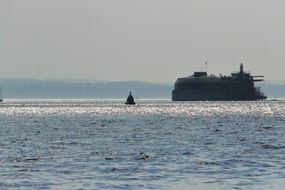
0,100,285,190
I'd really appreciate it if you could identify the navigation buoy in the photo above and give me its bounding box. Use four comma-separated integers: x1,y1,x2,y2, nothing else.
125,92,135,105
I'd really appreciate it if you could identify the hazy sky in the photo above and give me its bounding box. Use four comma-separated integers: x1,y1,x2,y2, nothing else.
1,0,284,82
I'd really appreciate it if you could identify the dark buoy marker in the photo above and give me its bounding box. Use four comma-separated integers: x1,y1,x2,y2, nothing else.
0,87,3,102
125,92,136,105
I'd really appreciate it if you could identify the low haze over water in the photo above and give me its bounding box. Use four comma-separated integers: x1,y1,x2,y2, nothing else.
1,100,285,189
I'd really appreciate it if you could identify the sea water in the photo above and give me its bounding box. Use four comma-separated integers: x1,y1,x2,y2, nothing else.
0,100,285,190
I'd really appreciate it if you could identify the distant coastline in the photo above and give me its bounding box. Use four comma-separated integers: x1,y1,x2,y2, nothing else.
0,78,284,99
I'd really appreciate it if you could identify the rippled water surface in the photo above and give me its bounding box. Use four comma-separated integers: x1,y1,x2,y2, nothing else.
1,100,285,189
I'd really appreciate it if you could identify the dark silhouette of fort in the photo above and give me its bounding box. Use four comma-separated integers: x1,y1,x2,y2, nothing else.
172,63,267,101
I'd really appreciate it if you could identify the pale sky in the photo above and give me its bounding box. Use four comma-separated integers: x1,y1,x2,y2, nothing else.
0,0,284,82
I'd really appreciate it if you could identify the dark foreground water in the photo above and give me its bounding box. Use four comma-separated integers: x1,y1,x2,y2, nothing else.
0,100,285,190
